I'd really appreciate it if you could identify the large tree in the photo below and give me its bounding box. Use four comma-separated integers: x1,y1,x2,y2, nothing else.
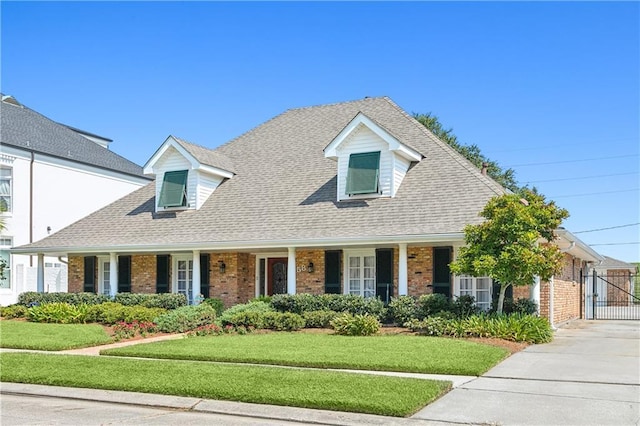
413,113,520,192
449,189,569,314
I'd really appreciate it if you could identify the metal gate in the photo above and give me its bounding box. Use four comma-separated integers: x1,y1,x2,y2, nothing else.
584,273,640,320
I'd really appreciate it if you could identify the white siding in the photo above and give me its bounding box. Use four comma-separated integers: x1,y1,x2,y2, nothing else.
196,173,224,209
392,155,411,196
336,125,392,201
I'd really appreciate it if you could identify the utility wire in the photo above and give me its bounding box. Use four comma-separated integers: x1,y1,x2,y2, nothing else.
574,223,640,234
590,242,640,246
508,154,639,168
549,188,639,198
523,172,638,184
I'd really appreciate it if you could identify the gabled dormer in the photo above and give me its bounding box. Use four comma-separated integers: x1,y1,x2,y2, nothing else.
143,136,234,212
324,112,422,201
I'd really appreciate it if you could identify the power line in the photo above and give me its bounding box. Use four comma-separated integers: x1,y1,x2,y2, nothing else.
574,223,640,234
590,242,640,246
508,154,639,168
523,171,638,184
549,188,639,198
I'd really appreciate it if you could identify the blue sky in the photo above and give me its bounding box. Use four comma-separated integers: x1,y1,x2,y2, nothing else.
2,1,639,262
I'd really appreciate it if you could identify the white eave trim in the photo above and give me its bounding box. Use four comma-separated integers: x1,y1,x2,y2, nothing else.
553,228,603,263
12,233,465,255
324,112,422,162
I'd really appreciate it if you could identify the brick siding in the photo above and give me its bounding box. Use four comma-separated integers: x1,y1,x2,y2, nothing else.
407,247,434,297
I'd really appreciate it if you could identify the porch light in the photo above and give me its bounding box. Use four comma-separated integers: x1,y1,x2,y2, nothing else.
219,261,226,274
308,261,314,273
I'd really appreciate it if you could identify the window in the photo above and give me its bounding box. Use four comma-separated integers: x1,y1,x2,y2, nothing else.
347,252,376,298
100,259,111,296
0,167,12,212
0,237,12,289
158,170,188,208
346,152,380,195
458,275,492,311
174,257,193,304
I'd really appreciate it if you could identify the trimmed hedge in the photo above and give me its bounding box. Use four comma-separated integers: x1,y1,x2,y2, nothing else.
271,294,385,319
0,304,28,319
18,292,109,306
114,293,187,310
154,304,217,333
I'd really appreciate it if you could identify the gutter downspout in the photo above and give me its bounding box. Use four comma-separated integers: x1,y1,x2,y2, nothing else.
551,241,576,329
29,151,34,267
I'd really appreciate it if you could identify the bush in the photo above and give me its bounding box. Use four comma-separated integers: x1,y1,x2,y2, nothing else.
154,304,216,333
262,312,306,331
220,310,266,329
451,295,480,319
271,294,385,319
27,302,91,324
302,310,339,328
0,304,28,319
114,293,187,310
18,292,109,306
330,313,380,336
387,296,418,324
405,317,453,337
86,302,127,324
492,298,539,315
417,293,451,318
201,298,225,316
218,301,274,324
112,321,158,341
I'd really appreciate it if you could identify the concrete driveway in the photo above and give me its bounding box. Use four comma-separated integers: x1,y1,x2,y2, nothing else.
413,320,640,426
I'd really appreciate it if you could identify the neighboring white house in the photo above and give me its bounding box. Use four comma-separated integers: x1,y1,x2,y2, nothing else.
0,95,151,305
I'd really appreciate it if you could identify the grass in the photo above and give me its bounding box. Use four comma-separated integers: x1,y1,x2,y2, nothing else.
0,353,450,417
103,333,509,375
0,320,112,350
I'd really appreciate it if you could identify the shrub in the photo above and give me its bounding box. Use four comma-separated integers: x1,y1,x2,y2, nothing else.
154,304,216,333
262,311,306,331
86,302,127,324
302,310,339,328
387,296,418,324
220,311,266,329
451,295,480,319
405,317,453,337
112,320,158,341
417,293,451,317
271,294,385,319
201,298,225,315
27,302,91,324
330,313,380,336
123,306,166,323
114,293,187,310
18,292,109,306
218,301,274,324
492,297,538,315
0,304,28,319
186,324,224,337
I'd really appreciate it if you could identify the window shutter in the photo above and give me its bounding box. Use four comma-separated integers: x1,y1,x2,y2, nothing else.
200,253,210,299
492,281,512,304
346,151,380,195
324,251,341,294
118,255,132,293
433,247,452,298
376,249,393,303
156,255,170,294
158,170,188,208
83,256,96,293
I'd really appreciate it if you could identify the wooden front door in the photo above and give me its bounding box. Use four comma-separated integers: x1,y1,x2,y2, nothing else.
268,258,288,295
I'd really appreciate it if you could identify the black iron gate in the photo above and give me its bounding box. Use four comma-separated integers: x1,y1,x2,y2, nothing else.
584,273,640,320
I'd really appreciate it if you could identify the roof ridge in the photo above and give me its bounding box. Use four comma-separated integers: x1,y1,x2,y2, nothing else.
172,135,216,152
288,96,388,113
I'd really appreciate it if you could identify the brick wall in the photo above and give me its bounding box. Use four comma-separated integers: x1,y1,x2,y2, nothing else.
538,254,585,324
68,256,83,293
296,249,325,294
407,246,433,297
605,270,632,306
131,255,156,294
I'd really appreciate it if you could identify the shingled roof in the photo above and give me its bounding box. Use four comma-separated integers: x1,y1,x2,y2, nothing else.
15,96,507,253
1,96,148,179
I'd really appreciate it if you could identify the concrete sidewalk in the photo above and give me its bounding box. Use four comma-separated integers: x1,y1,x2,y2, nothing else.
413,320,640,426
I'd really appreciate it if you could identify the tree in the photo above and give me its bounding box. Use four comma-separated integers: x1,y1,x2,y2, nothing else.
413,113,520,192
449,189,569,314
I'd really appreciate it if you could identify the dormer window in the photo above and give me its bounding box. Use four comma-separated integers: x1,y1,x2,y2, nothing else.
346,151,380,196
158,170,188,208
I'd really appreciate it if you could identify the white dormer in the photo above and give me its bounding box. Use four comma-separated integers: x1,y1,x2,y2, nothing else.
143,136,234,212
324,113,422,201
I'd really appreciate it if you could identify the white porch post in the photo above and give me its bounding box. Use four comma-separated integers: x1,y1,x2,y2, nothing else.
531,275,540,314
36,253,45,293
398,243,408,296
109,252,118,298
192,250,201,305
287,247,296,295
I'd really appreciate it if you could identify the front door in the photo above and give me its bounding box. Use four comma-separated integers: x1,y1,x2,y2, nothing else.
268,258,288,295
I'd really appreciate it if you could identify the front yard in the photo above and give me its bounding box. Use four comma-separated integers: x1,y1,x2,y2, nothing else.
0,321,112,350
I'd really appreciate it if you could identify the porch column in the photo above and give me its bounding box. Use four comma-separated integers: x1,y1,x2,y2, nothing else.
36,253,45,293
398,243,408,296
109,252,118,298
530,275,540,314
192,250,201,305
287,247,296,295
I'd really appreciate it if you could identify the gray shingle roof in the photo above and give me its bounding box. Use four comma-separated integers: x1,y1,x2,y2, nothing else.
173,136,235,174
1,96,148,179
16,96,507,252
599,256,636,271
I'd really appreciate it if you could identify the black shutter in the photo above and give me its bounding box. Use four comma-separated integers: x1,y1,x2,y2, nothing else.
156,255,170,294
324,251,341,294
200,253,210,299
492,281,512,303
376,249,393,303
118,255,132,293
83,256,96,293
433,247,452,298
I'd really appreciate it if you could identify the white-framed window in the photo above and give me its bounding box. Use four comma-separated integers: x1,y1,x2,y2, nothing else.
97,257,111,296
344,250,376,298
0,236,12,289
0,167,12,213
173,256,193,303
457,275,492,311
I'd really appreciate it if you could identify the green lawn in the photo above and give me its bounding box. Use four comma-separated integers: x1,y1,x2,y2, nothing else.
0,353,450,417
103,333,509,376
0,321,112,350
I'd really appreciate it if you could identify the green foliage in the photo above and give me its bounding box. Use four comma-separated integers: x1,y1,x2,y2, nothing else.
18,292,109,306
85,302,166,325
450,189,569,313
302,310,339,328
0,304,28,319
112,321,158,341
271,294,385,319
451,295,481,318
262,312,306,331
154,304,216,333
494,298,538,315
387,296,418,325
220,310,266,329
27,303,91,324
417,294,451,318
114,293,187,309
404,317,451,336
218,301,274,325
201,298,225,315
251,295,272,304
0,321,112,350
330,313,380,336
413,112,520,192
